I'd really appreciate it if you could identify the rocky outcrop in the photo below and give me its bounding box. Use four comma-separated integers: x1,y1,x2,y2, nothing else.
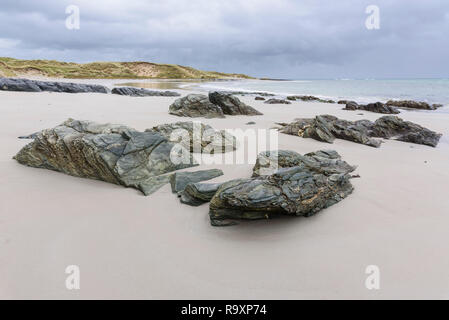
344,101,400,114
255,96,266,101
180,183,223,206
14,119,197,196
287,96,335,103
111,87,180,97
0,78,109,94
147,121,237,154
252,149,357,177
386,100,443,110
278,115,442,148
170,169,223,193
264,98,291,104
209,91,263,115
209,150,356,226
169,93,263,118
169,94,225,118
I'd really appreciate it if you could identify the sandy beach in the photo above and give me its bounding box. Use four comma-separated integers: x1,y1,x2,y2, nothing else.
1,87,449,299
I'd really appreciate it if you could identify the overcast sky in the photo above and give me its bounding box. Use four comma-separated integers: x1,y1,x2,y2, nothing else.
0,0,448,79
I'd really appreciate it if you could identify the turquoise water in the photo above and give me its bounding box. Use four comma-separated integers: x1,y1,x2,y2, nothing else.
192,79,449,106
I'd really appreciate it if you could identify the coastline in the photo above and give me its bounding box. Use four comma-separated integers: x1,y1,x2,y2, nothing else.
1,86,449,299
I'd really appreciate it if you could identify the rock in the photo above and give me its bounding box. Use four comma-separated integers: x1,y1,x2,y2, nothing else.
209,150,356,226
0,78,109,94
147,121,237,154
170,169,224,193
111,87,180,97
278,115,442,148
246,121,256,125
252,149,356,177
180,182,223,206
338,100,350,104
370,116,442,147
209,91,263,116
344,101,400,114
14,119,197,196
169,94,225,118
287,96,335,103
215,91,274,97
386,100,442,110
255,96,266,101
264,98,291,105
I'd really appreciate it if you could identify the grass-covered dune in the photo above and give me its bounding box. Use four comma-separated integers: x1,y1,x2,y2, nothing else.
0,57,253,80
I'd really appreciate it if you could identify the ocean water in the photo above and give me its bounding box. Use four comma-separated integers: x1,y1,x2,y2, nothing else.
190,79,449,106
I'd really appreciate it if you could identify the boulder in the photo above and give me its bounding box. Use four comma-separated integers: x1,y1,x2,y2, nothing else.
208,91,263,116
147,121,237,154
255,96,266,101
180,182,223,206
0,78,109,94
287,95,335,103
169,94,225,118
386,100,443,110
170,169,224,193
209,150,356,226
344,101,400,114
278,115,442,148
111,87,180,97
14,119,197,196
264,98,291,105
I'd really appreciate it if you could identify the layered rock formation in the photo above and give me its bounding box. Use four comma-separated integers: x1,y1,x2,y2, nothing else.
169,92,263,118
111,87,180,97
287,95,335,103
343,101,400,114
180,183,223,206
0,78,109,94
170,169,223,193
14,119,197,196
278,115,442,148
209,150,356,226
147,121,237,154
386,100,443,110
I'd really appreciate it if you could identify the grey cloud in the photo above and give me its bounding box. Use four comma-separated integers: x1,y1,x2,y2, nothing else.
0,0,448,78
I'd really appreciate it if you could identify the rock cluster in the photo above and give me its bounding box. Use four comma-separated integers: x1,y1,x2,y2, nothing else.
169,92,262,118
111,87,180,97
278,115,442,148
14,119,198,196
0,78,109,94
386,100,443,110
343,101,400,114
170,169,223,193
264,98,291,104
287,95,335,103
208,150,356,226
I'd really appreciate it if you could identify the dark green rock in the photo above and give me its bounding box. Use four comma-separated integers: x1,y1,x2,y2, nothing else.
170,169,224,193
169,94,225,118
209,91,263,116
14,119,197,196
180,182,223,206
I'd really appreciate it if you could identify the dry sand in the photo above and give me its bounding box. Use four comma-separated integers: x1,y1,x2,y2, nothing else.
1,88,449,299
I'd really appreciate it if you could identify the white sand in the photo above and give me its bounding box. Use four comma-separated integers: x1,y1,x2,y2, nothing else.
1,89,449,299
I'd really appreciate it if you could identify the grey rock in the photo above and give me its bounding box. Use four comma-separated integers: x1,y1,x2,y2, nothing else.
252,149,356,177
0,78,108,94
255,96,266,101
180,182,223,206
170,169,224,193
209,150,356,226
344,101,400,114
14,119,197,196
386,100,443,110
246,121,256,125
147,121,237,154
112,87,180,97
169,94,225,118
278,115,442,148
287,96,335,103
209,91,263,116
264,98,291,105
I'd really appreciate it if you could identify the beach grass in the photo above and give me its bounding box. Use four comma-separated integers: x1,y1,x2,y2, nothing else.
0,57,253,80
